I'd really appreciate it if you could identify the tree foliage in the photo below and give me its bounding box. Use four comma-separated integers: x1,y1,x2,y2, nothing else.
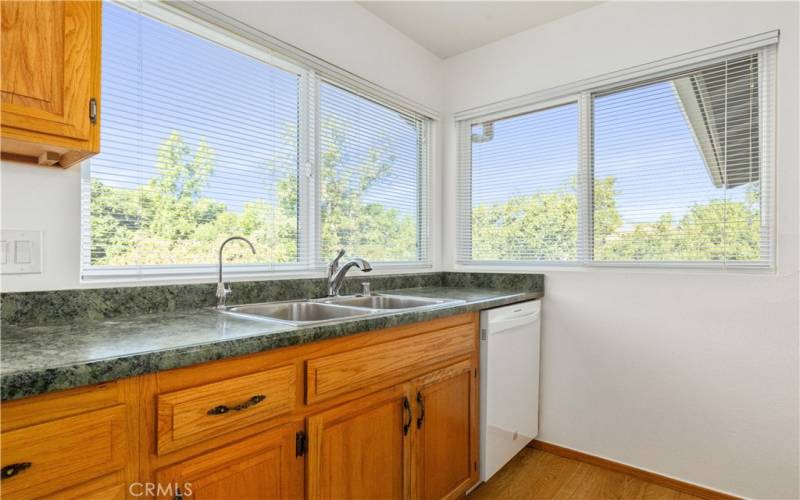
90,121,417,266
91,126,761,267
471,177,761,262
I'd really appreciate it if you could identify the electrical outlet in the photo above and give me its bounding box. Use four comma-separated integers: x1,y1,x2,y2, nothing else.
1,230,42,274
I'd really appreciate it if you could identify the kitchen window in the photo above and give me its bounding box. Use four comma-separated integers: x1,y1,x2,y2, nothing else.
456,36,776,269
81,2,433,280
319,81,431,264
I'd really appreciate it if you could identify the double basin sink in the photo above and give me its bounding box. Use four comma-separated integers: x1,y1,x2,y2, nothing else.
218,294,464,326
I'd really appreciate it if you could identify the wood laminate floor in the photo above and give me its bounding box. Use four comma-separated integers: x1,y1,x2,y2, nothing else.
468,448,702,500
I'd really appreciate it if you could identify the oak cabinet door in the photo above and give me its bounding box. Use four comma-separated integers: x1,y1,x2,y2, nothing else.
155,423,302,500
412,361,477,500
1,0,100,167
306,385,412,500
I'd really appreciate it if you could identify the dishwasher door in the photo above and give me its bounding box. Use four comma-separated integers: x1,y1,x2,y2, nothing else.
479,299,541,482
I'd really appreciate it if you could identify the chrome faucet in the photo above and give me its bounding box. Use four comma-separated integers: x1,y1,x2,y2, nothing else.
326,248,372,296
216,236,256,309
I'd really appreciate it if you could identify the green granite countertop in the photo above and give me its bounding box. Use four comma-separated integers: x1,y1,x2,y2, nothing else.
1,287,542,401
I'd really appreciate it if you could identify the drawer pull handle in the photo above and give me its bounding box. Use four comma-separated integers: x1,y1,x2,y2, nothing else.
207,394,266,415
1,462,31,480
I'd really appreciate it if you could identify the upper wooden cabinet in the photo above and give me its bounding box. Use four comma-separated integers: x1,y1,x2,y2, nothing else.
1,0,101,168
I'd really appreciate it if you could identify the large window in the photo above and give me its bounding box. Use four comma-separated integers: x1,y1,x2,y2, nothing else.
82,2,432,279
465,103,578,262
457,42,775,268
319,82,430,263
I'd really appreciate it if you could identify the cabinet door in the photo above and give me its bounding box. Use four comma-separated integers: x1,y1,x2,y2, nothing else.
412,360,477,500
306,385,412,500
155,423,302,500
1,0,100,166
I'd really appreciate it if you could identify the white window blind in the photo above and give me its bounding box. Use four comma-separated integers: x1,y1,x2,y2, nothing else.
457,39,776,269
82,2,304,278
81,2,433,280
456,103,578,262
318,80,431,265
592,52,773,266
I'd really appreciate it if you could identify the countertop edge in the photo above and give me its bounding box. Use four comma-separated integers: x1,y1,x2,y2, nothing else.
1,290,542,401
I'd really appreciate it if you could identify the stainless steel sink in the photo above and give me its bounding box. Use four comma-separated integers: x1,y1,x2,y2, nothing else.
221,301,375,326
218,294,464,326
320,294,453,310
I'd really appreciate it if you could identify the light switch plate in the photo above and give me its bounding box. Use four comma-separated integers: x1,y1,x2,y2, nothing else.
1,230,42,274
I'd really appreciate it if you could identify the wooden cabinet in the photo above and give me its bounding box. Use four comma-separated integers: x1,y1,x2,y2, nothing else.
305,360,478,500
1,0,101,167
0,381,137,500
155,424,302,500
157,365,297,455
306,385,412,499
2,312,481,500
412,361,478,500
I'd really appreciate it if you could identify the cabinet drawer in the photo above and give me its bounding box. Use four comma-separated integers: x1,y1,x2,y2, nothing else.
306,323,475,404
0,405,128,499
157,365,296,455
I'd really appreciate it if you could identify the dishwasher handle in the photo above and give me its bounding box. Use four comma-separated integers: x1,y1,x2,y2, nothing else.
486,310,540,335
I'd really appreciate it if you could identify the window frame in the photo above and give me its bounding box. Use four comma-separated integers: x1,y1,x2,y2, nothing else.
80,1,434,282
456,37,777,270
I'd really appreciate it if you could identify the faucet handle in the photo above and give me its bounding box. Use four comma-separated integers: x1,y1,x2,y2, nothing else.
328,248,346,276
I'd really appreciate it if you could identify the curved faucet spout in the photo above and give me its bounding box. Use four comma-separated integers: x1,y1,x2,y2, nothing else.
217,236,256,308
327,256,372,297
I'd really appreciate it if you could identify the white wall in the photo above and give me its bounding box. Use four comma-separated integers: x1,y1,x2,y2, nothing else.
442,2,799,498
2,2,798,497
0,1,444,292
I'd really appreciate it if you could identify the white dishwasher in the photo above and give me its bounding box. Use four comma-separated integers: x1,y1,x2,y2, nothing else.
479,299,541,482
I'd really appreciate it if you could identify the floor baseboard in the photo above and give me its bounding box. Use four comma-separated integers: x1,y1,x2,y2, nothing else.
527,440,741,500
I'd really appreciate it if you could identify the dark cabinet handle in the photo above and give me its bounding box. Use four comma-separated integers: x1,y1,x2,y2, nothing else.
207,394,266,415
89,98,97,124
403,396,412,436
416,391,425,429
2,462,31,480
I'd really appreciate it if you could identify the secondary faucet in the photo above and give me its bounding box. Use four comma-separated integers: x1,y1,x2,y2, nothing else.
326,248,372,297
217,236,256,309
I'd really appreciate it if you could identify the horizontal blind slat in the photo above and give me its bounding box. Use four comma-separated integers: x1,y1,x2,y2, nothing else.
457,45,775,269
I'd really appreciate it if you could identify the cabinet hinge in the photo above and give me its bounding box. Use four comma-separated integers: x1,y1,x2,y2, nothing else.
474,461,478,472
474,367,478,378
296,431,307,457
89,98,97,124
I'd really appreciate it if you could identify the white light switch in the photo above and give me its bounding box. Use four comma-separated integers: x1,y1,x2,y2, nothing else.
15,240,32,264
1,230,42,274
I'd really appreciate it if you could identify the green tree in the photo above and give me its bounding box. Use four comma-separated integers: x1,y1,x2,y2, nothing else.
89,122,418,266
90,129,761,268
319,117,417,261
471,176,761,263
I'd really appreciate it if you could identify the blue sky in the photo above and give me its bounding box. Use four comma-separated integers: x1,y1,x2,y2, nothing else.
93,3,420,216
96,2,753,238
472,81,753,230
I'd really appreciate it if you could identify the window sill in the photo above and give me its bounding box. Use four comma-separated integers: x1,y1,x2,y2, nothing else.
80,262,435,287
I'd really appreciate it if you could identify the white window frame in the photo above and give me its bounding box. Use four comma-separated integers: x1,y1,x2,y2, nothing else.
80,1,435,282
455,32,778,271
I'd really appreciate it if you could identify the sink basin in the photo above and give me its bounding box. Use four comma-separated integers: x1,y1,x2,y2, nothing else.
320,294,455,310
219,294,464,326
222,301,374,326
